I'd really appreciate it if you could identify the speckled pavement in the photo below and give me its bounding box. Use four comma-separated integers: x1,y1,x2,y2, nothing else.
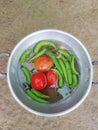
0,0,98,130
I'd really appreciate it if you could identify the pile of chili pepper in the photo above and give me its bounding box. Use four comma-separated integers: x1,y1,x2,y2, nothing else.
19,40,80,104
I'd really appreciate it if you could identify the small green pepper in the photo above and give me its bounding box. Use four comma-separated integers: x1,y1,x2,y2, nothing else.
60,55,68,62
52,68,63,88
58,49,72,62
58,58,69,86
33,40,56,53
46,51,63,76
23,83,50,104
31,89,50,99
21,66,31,84
64,61,72,85
70,74,78,88
67,69,72,85
28,48,46,63
26,89,50,104
71,55,79,75
19,49,32,64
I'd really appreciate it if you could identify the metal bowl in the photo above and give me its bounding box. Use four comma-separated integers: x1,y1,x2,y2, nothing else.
6,29,93,117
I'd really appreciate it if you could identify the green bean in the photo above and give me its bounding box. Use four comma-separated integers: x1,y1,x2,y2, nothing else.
28,48,46,63
71,55,79,75
46,51,63,76
52,68,63,88
26,89,50,104
21,66,31,84
58,58,69,86
31,89,50,99
19,49,32,64
58,49,72,62
70,74,78,88
33,40,56,53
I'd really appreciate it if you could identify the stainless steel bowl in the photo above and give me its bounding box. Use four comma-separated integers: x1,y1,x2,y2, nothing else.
0,29,98,117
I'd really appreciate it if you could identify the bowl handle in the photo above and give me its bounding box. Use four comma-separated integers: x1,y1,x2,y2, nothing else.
0,52,10,78
92,61,98,86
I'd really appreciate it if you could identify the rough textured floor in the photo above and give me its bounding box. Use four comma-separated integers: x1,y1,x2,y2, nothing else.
0,0,98,130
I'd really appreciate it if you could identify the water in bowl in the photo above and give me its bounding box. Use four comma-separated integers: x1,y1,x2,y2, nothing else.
18,40,80,104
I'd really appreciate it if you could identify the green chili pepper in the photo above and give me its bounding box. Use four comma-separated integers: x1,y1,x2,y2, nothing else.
71,55,79,75
31,89,50,99
58,49,72,62
60,55,68,62
64,61,72,85
28,48,46,63
26,89,50,104
52,68,63,88
21,66,31,84
46,51,63,76
61,55,73,85
33,40,56,53
23,83,50,104
66,69,72,85
19,49,32,64
65,61,71,69
70,74,78,88
58,58,69,86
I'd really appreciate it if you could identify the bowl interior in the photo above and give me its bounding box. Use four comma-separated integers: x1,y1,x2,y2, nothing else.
7,30,92,116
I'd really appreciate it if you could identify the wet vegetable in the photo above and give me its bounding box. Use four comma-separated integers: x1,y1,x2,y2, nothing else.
26,89,50,104
19,49,31,64
34,55,53,72
31,72,47,90
28,48,46,63
33,40,56,53
70,74,78,88
31,89,50,99
67,69,72,85
64,61,72,85
46,51,63,76
21,66,31,84
58,49,72,62
71,55,79,75
58,58,69,86
46,70,58,86
52,68,63,88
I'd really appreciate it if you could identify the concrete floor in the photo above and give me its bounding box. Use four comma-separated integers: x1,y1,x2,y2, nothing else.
0,0,98,130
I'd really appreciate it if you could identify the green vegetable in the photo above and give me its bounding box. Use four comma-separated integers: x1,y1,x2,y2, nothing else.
71,55,79,75
65,61,71,69
31,89,50,99
23,83,50,104
52,68,63,88
21,66,31,84
58,58,69,86
64,61,72,85
60,55,68,62
33,40,56,53
28,48,46,63
46,51,63,76
19,49,31,64
26,89,50,104
70,74,78,88
58,49,72,62
67,69,72,85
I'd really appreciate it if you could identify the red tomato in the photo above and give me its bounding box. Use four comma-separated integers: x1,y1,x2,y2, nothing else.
31,73,47,90
34,55,53,72
46,70,58,86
